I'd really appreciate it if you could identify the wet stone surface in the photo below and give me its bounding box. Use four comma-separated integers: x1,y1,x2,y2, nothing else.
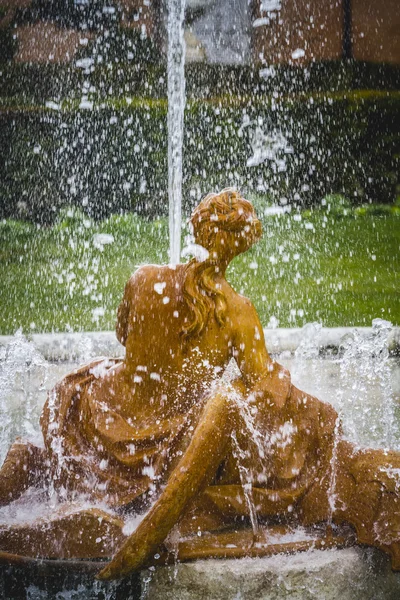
141,548,400,600
1,547,400,599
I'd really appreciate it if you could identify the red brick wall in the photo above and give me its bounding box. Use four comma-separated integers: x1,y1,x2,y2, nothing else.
119,0,156,37
0,0,31,27
1,0,160,64
352,0,400,64
3,0,400,65
14,23,93,63
252,0,343,65
252,0,400,65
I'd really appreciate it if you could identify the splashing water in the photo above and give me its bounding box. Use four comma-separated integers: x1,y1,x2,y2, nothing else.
294,322,323,360
289,319,400,521
1,324,399,594
326,412,341,523
337,318,398,449
168,0,186,264
0,331,48,465
246,128,293,170
24,579,124,600
231,431,259,536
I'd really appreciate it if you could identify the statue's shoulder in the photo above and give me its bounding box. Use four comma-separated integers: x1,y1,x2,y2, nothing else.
124,264,180,297
131,263,160,276
130,263,178,278
222,286,262,335
125,264,162,287
226,286,257,315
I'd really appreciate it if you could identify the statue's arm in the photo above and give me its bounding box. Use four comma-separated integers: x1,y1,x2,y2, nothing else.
116,279,131,346
116,294,129,346
115,267,149,346
232,297,291,407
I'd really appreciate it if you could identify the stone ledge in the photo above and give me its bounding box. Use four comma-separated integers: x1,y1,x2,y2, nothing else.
141,548,400,600
1,548,399,599
0,326,399,362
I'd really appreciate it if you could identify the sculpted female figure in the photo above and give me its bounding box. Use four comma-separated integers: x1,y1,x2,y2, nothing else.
1,189,400,579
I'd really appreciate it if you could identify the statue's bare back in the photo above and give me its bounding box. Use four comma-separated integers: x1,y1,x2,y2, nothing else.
102,262,262,423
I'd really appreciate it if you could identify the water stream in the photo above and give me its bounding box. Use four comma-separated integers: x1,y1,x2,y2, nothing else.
167,0,186,264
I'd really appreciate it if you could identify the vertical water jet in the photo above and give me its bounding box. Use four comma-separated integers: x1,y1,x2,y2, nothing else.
167,0,186,264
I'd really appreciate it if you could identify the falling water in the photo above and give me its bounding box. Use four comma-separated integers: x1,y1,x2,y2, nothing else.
231,432,259,536
0,331,48,465
336,319,398,448
223,376,266,536
167,0,186,264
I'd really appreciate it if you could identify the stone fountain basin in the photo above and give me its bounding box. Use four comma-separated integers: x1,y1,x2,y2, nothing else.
141,548,400,600
1,543,400,599
1,523,400,600
0,326,399,362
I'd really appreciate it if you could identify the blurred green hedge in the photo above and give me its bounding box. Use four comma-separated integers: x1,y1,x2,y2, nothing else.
1,60,400,101
0,88,399,223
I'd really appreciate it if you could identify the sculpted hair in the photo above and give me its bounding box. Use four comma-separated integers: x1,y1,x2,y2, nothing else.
181,189,258,341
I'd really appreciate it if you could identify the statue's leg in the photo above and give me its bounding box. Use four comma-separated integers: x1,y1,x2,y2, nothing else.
0,440,47,506
98,382,241,580
331,442,400,570
300,440,400,570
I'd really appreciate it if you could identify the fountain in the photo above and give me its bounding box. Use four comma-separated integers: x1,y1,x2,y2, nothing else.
1,3,400,599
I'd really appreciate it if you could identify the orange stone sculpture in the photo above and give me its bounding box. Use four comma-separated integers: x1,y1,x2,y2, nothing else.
1,189,400,580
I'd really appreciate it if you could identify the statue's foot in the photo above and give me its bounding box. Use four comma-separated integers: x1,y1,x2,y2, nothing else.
97,534,151,580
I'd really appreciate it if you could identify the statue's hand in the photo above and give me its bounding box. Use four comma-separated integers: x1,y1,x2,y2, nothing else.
97,533,150,580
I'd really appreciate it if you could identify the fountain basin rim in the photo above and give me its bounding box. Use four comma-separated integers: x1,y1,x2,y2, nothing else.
0,327,399,362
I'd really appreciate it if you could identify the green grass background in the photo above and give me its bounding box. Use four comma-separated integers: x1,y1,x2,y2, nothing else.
1,204,399,335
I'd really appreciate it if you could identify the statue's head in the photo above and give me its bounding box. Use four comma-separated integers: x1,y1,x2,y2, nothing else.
190,188,262,263
182,190,261,339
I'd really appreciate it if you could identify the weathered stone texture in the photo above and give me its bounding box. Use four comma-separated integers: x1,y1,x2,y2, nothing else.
142,548,400,600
